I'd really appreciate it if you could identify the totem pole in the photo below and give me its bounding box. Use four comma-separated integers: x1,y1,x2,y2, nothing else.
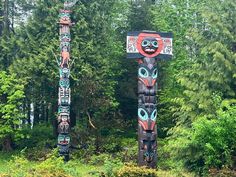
57,0,77,160
127,31,173,168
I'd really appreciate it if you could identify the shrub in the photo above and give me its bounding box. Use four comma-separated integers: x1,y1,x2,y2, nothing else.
208,167,236,177
166,104,236,175
70,136,97,162
32,149,67,176
88,153,110,165
7,155,31,177
116,163,158,177
103,158,123,177
24,147,52,161
17,124,54,149
5,149,74,177
189,106,236,172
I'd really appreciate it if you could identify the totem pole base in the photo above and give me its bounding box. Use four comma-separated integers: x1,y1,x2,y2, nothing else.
62,154,69,162
138,124,157,168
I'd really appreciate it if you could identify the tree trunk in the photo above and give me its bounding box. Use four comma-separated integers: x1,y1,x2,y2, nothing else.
52,102,58,137
0,1,3,36
2,136,13,151
3,0,10,35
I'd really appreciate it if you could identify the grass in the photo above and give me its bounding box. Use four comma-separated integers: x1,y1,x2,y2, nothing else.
0,151,19,174
0,151,194,177
0,152,103,177
156,170,194,177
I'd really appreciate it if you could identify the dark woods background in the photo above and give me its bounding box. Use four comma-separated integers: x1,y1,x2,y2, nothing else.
0,0,235,175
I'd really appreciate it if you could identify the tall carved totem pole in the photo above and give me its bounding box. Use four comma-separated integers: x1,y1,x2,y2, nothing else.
57,0,77,160
127,31,173,168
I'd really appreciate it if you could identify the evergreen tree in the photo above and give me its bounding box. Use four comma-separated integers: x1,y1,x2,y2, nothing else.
0,71,25,151
163,0,236,173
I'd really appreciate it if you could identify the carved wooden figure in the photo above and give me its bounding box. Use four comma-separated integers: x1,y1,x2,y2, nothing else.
127,31,173,168
57,0,77,160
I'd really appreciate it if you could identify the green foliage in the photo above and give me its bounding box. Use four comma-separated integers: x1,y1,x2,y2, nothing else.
166,103,236,175
88,153,110,166
0,0,236,176
18,124,54,149
103,157,123,177
32,150,69,177
208,167,236,177
116,163,158,177
153,0,236,174
5,150,71,177
7,155,33,177
117,163,194,177
0,71,25,150
191,109,236,170
115,138,137,163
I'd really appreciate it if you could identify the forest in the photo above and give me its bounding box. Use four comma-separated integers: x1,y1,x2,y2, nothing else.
0,0,236,176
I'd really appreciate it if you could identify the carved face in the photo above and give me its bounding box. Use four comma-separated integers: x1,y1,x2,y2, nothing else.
60,34,71,42
138,66,158,87
58,106,70,114
58,134,70,145
135,32,163,58
144,151,154,162
138,107,157,130
64,0,77,8
59,78,70,88
59,68,70,78
62,46,69,52
59,11,70,19
141,37,158,54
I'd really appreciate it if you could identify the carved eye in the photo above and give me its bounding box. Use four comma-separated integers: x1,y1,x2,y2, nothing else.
152,41,158,48
151,109,157,121
65,137,70,142
139,67,149,78
142,40,150,47
138,108,148,121
144,152,149,157
152,68,158,79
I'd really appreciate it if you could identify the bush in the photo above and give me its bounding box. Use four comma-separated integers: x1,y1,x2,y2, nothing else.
208,167,236,177
88,153,110,165
116,139,137,163
189,106,236,172
101,137,123,153
32,153,71,177
70,136,96,162
116,163,158,177
24,147,52,161
103,158,123,177
5,149,75,177
17,124,54,149
7,155,31,177
166,104,236,175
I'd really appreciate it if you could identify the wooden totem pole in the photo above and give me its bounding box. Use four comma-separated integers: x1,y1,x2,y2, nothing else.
57,0,77,160
127,31,173,168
